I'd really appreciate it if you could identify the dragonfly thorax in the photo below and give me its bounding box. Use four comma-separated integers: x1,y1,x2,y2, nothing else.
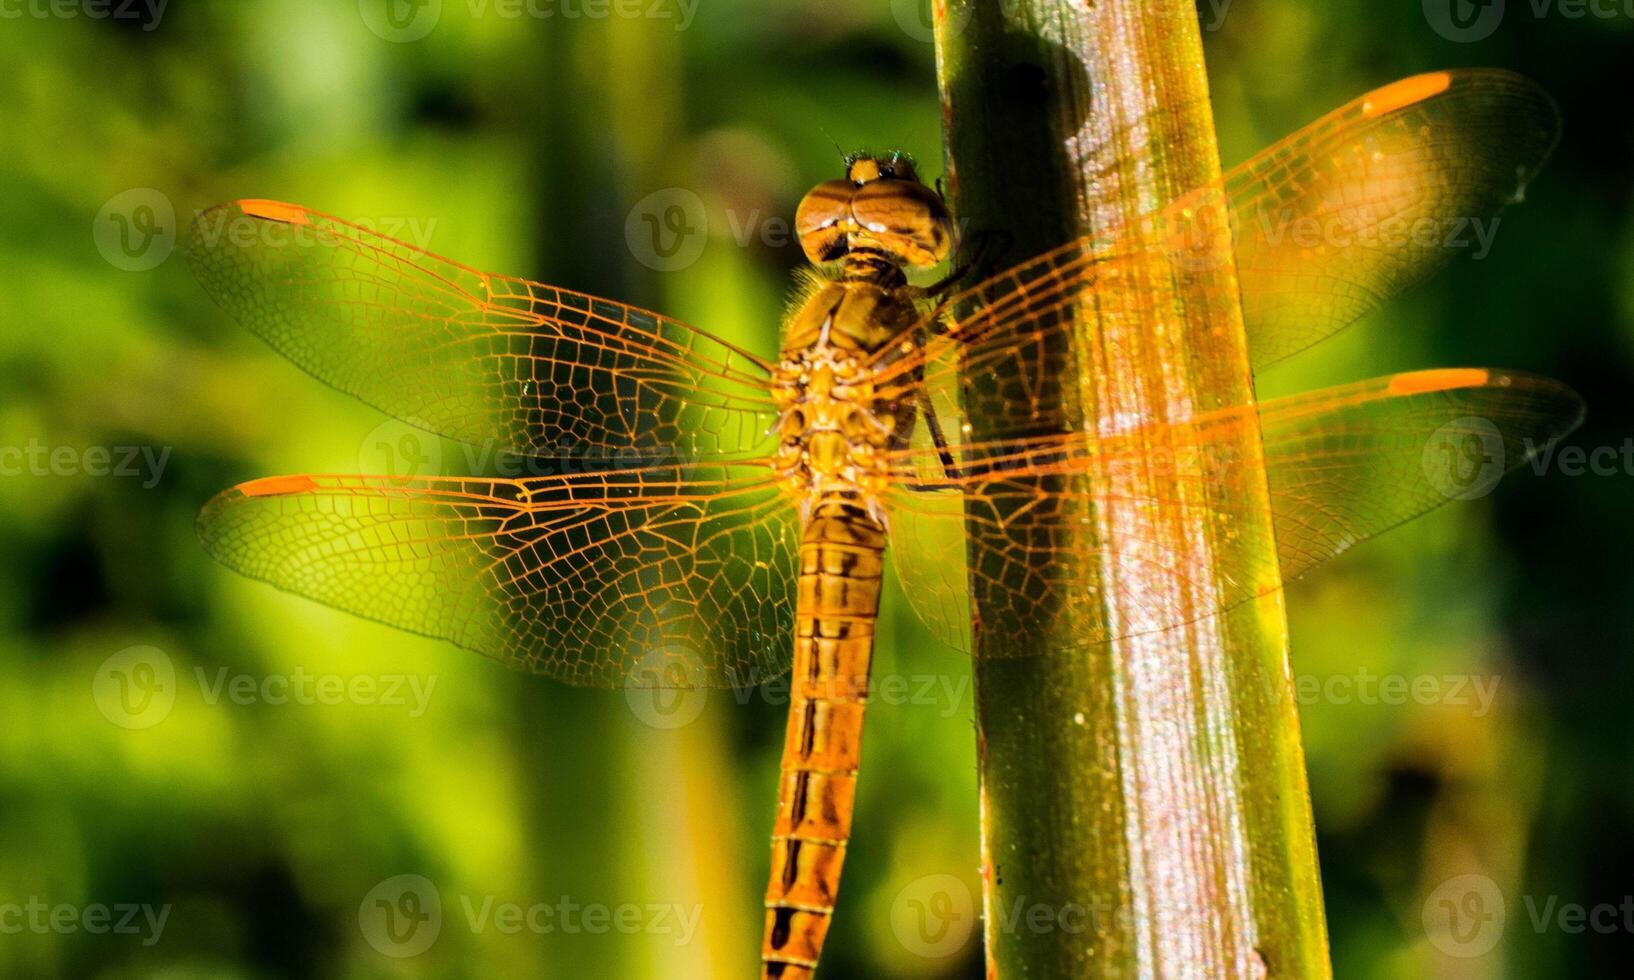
772,341,896,504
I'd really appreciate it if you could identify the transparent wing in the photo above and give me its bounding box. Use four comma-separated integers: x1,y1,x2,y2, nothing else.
886,370,1583,655
197,464,800,687
189,199,779,462
1232,70,1559,367
870,69,1562,440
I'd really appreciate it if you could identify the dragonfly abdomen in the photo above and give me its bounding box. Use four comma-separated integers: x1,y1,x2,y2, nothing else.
761,495,887,979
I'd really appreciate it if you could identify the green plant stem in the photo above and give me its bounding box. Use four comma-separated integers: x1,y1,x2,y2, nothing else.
933,2,1332,976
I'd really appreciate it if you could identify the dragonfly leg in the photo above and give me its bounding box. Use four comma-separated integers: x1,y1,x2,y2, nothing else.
919,262,970,303
921,228,1014,303
907,228,1015,347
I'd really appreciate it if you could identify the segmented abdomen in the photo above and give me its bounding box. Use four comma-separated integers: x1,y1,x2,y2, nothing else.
761,496,886,979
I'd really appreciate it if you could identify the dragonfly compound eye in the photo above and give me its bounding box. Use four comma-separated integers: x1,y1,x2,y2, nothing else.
850,177,953,267
795,179,860,263
795,170,954,267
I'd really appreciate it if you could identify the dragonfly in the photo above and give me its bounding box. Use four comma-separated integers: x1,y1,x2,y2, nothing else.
191,70,1581,978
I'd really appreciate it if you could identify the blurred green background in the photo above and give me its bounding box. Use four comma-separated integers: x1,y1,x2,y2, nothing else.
0,0,1629,977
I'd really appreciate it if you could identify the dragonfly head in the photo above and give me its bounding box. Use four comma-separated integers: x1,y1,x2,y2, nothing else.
796,152,953,268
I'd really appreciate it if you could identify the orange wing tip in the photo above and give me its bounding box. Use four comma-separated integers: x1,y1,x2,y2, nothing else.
1362,72,1453,118
1387,368,1491,397
239,474,320,497
237,199,312,226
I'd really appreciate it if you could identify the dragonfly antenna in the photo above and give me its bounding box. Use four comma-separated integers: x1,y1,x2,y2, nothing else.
818,127,847,165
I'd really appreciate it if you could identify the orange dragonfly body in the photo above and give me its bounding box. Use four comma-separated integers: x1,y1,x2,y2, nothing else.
193,70,1581,978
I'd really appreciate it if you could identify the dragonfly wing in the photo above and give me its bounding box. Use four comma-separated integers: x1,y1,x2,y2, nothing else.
1264,369,1583,575
189,200,779,462
198,464,799,687
882,485,974,653
1233,69,1560,368
875,69,1561,429
885,369,1583,655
